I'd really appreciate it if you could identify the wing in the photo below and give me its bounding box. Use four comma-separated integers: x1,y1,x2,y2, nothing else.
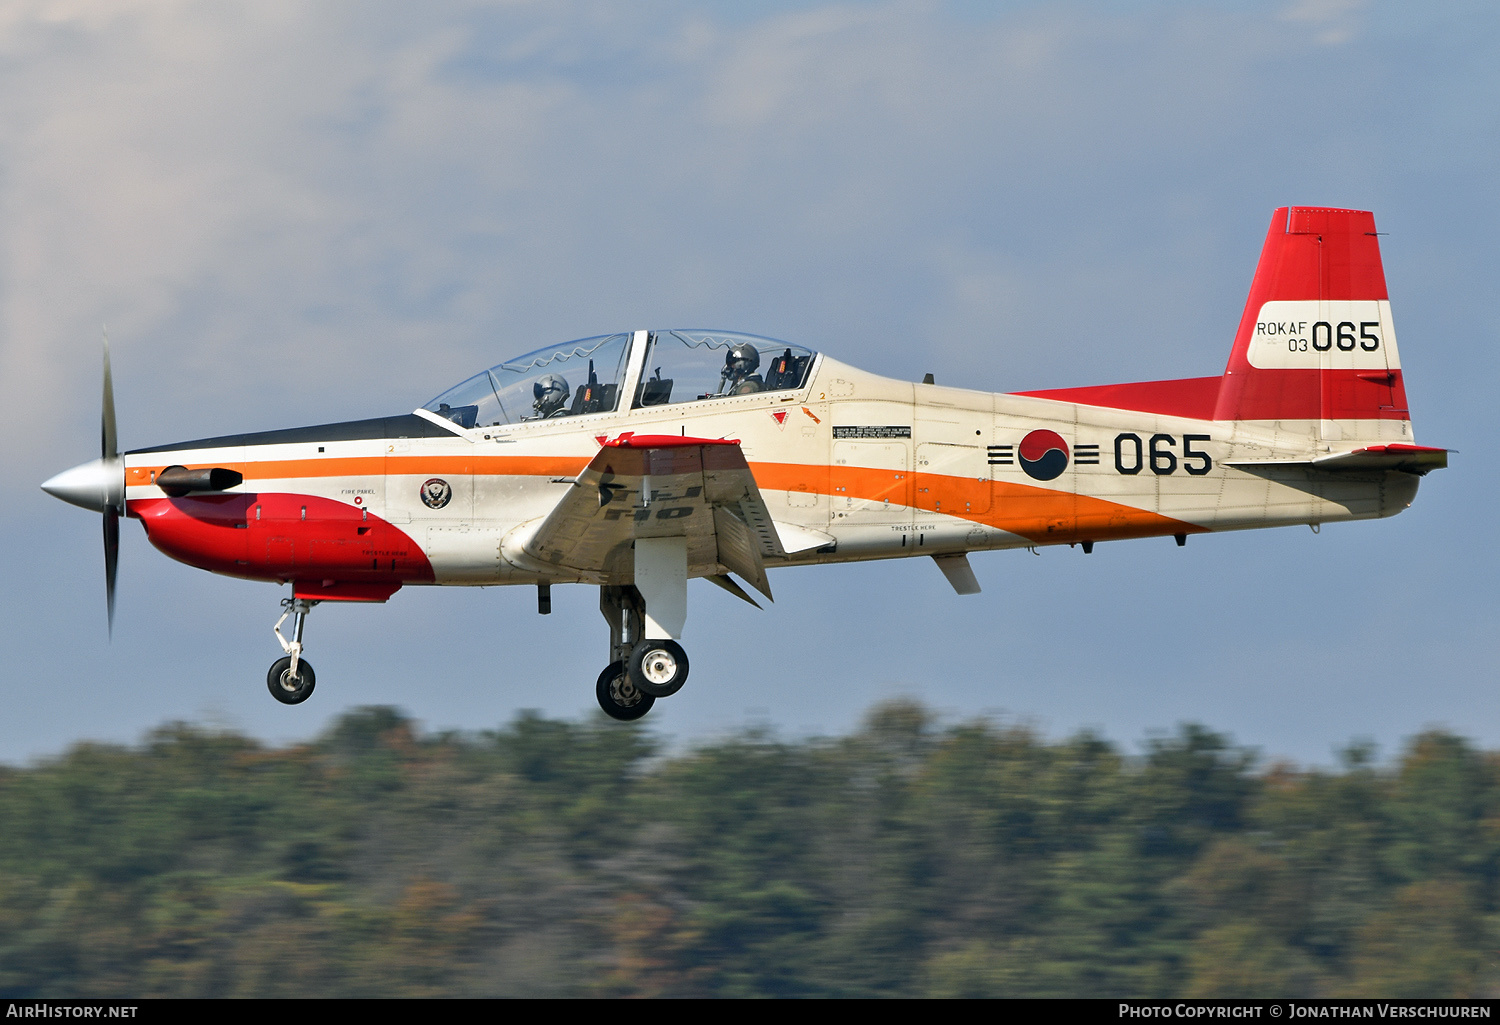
523,435,781,599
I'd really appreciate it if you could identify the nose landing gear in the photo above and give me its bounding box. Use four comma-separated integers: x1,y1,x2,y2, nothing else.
268,597,318,704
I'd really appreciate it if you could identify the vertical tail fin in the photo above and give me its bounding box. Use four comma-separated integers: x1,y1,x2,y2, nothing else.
1213,207,1409,439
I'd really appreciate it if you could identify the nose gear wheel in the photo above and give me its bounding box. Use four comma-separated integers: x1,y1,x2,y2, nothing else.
267,656,316,704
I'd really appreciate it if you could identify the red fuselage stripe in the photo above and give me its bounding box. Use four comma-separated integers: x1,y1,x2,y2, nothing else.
129,493,434,589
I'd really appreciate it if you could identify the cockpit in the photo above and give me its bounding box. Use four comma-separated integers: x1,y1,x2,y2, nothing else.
423,330,818,429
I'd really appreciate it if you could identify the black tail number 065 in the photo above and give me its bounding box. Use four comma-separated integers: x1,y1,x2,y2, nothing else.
1284,322,1381,352
1114,434,1211,476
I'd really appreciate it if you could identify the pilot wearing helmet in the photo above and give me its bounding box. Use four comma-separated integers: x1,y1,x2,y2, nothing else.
720,342,764,396
530,373,571,418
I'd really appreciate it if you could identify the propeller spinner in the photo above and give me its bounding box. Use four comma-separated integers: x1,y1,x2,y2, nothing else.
40,337,125,634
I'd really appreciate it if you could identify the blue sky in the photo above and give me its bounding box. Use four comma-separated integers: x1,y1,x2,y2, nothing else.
2,0,1495,765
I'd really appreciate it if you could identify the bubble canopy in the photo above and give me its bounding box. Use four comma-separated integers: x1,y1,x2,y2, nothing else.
423,331,817,429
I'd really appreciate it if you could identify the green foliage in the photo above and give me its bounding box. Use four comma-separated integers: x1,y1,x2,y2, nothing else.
0,704,1495,996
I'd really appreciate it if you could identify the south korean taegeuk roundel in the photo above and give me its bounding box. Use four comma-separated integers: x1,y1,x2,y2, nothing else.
1018,429,1069,481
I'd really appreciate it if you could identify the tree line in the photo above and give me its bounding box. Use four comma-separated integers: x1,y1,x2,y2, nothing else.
0,701,1494,997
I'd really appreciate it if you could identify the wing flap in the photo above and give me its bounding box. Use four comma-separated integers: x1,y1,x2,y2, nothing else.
714,505,772,601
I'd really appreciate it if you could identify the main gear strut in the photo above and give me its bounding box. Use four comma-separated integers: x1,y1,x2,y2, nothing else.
595,580,691,720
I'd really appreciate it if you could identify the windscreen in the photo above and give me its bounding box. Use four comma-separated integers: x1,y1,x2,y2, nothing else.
423,333,632,429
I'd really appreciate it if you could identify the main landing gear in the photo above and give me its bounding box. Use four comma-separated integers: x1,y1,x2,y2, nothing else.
268,597,318,704
596,585,691,721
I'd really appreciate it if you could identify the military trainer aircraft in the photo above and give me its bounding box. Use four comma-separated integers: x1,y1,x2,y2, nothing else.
42,207,1446,719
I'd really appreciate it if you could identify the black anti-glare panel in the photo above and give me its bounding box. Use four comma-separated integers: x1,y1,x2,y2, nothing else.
128,414,459,455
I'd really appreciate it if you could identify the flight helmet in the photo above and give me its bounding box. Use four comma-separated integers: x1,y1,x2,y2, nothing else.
725,342,760,377
533,374,571,415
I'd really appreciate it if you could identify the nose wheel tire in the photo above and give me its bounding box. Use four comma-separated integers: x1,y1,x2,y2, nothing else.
597,661,654,721
267,656,316,705
628,639,689,698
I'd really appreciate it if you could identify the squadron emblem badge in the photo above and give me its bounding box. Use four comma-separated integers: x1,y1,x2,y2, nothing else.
420,477,453,510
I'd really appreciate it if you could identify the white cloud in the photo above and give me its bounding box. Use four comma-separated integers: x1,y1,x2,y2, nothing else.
1279,0,1368,45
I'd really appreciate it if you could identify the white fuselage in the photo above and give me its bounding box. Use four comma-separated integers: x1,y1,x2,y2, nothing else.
120,346,1419,590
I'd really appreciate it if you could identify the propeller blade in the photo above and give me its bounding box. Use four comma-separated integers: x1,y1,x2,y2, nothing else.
104,508,119,637
102,330,120,637
102,330,117,461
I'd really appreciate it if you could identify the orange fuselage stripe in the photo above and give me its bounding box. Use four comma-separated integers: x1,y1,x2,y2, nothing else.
748,461,1200,543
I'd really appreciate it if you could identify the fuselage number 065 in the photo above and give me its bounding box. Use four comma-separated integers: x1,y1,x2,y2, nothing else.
1114,433,1211,476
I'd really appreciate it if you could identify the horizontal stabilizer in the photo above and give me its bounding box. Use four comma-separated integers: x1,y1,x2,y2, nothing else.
1226,444,1448,476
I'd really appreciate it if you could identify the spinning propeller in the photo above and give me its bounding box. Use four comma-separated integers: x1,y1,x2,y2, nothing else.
40,335,125,635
